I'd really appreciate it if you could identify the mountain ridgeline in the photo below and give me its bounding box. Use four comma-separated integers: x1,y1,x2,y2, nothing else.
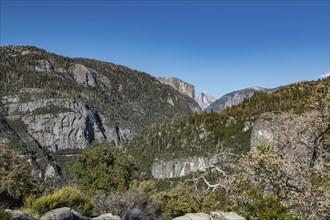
0,46,200,180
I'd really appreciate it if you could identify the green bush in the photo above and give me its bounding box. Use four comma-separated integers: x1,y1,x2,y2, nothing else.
71,144,137,194
0,144,40,208
24,186,93,217
157,184,220,218
225,188,299,220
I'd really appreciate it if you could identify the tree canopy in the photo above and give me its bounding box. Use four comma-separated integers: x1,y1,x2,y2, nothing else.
71,144,137,194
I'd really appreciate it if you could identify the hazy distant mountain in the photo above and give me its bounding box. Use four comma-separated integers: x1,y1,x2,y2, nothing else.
157,77,195,99
195,92,216,110
206,86,278,112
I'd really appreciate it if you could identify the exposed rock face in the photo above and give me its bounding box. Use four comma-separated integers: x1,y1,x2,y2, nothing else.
92,213,121,220
157,77,195,99
5,209,36,220
251,111,330,168
173,212,245,220
207,87,277,112
70,63,97,87
40,207,89,220
210,211,246,220
196,92,216,110
152,156,220,179
173,213,210,220
4,98,119,152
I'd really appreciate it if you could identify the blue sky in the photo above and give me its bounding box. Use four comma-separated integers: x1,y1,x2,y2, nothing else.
1,0,329,98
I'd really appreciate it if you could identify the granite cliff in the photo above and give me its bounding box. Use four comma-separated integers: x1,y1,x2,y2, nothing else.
196,92,216,110
157,77,196,99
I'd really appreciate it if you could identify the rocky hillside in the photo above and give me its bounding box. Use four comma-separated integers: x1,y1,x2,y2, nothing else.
196,92,216,110
206,86,278,112
157,77,195,99
0,45,200,180
125,78,330,178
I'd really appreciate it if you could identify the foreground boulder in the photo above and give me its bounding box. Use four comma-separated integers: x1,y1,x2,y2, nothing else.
92,213,121,220
173,213,210,220
123,209,150,220
210,211,245,220
173,212,245,220
5,209,36,220
40,207,89,220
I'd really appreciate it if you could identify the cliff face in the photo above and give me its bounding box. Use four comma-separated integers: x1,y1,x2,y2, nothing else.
0,46,200,179
157,77,196,99
250,111,330,168
195,92,216,110
152,156,219,178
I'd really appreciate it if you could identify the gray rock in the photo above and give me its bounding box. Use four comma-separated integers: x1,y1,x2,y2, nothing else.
157,77,195,99
70,64,96,87
6,99,108,152
40,207,89,220
9,210,36,220
185,213,210,220
123,209,149,220
225,117,236,127
172,216,192,220
92,213,120,220
210,211,245,220
196,92,216,110
173,213,210,220
152,155,220,178
40,207,73,220
250,111,329,166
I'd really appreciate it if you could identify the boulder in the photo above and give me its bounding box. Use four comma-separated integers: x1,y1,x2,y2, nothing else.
210,211,245,220
92,213,121,220
185,213,210,220
123,209,150,220
172,213,210,220
40,207,89,220
8,210,36,220
172,216,192,220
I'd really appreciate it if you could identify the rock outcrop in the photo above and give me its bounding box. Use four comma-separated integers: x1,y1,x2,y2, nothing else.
5,209,36,220
196,92,216,110
173,212,245,220
3,98,121,152
157,77,195,99
40,207,89,220
207,87,277,112
152,155,222,179
250,111,330,168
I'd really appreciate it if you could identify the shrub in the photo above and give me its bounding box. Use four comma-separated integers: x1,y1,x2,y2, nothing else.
24,186,93,217
157,184,220,218
0,144,40,208
93,180,161,219
71,144,137,194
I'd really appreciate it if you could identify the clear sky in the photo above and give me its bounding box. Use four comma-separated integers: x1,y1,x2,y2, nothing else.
1,0,329,98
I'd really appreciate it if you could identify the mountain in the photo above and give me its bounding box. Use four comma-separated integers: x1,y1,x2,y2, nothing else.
157,77,195,99
206,86,278,112
195,92,216,110
125,78,330,178
0,45,200,180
